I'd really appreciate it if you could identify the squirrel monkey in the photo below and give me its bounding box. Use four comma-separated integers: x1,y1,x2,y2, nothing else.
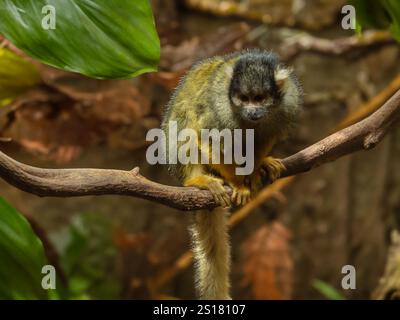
162,49,302,299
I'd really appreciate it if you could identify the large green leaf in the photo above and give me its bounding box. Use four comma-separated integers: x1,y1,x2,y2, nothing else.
0,48,40,106
0,197,52,299
0,0,160,79
352,0,400,41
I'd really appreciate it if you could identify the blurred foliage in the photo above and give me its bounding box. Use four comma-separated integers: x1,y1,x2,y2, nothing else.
0,197,61,299
0,197,120,300
0,0,160,79
0,47,40,106
241,222,293,299
50,213,120,300
352,0,400,40
312,280,346,300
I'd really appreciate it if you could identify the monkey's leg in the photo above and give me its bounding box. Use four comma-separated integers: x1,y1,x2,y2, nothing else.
191,207,231,300
261,156,286,183
209,163,252,207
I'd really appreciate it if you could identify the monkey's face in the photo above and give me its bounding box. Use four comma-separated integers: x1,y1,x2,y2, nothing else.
229,52,285,124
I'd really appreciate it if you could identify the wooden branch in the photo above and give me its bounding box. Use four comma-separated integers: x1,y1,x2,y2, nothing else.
336,74,400,130
280,31,397,61
1,88,399,211
281,88,400,178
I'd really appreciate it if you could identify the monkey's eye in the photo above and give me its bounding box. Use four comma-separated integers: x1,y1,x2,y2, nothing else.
239,94,249,102
253,95,264,103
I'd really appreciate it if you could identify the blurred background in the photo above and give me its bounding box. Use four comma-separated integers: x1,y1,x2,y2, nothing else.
1,0,400,300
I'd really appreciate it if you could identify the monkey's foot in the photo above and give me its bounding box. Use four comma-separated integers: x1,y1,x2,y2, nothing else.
185,175,231,208
207,180,231,208
261,157,285,183
231,186,251,206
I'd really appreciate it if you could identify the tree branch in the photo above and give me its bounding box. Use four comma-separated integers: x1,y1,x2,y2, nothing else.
1,88,399,211
279,31,397,61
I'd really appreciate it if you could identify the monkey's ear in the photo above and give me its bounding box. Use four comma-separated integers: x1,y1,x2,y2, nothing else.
275,67,292,92
225,65,234,78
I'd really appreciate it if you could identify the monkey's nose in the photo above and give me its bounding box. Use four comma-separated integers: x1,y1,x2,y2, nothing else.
249,114,262,120
246,108,265,121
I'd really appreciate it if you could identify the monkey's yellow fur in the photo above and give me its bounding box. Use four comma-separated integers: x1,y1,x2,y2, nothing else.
191,207,231,299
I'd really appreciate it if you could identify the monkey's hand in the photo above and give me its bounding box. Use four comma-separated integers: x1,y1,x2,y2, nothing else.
260,156,285,183
184,174,231,208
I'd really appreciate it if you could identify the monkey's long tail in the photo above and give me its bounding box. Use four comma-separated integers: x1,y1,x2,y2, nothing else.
191,207,231,300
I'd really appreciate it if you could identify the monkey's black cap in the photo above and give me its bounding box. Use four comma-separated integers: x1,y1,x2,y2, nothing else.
229,50,281,102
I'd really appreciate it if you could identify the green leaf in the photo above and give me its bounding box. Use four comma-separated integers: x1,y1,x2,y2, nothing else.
351,0,391,30
0,48,40,106
382,0,400,41
312,279,346,300
0,197,50,299
0,0,160,79
351,0,400,41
